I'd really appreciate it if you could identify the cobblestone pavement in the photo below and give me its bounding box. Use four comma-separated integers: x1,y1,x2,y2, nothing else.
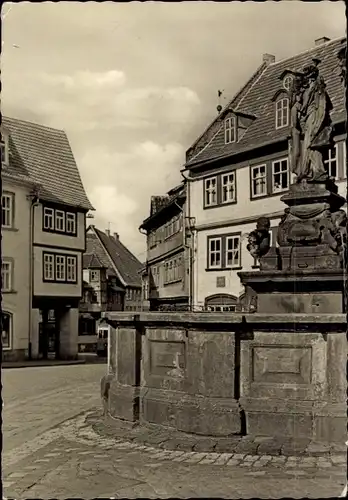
2,364,106,456
3,409,347,499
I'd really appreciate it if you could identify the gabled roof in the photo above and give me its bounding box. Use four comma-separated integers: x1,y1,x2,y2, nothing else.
186,37,346,168
140,182,186,230
2,116,94,210
87,226,142,287
83,253,106,269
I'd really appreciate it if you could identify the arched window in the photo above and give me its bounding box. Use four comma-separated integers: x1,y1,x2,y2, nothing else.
275,97,289,129
205,294,238,312
1,312,12,349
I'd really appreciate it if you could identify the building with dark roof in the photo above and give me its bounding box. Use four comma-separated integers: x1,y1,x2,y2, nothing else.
84,226,143,312
139,182,191,311
182,36,347,311
1,116,93,361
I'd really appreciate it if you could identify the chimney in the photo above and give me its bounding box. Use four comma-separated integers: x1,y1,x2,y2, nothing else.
113,232,119,240
315,36,330,46
105,229,110,236
263,53,275,65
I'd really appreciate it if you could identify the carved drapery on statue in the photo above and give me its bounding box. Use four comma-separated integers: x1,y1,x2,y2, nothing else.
289,60,333,183
245,59,346,275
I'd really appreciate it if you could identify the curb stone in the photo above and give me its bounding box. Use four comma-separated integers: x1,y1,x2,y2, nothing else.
86,411,346,458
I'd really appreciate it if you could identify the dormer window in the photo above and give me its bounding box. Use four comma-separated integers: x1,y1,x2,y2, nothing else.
283,75,294,92
0,132,9,165
224,117,236,144
275,97,289,129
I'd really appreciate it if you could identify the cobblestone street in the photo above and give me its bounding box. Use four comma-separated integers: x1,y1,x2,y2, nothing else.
2,365,347,499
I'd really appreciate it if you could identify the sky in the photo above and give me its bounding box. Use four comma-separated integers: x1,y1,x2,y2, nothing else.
2,1,346,261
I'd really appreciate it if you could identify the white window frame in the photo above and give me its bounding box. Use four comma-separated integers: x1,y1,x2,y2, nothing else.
207,304,236,312
221,172,236,204
272,158,289,193
225,117,236,144
204,176,218,207
55,255,66,281
275,97,289,129
66,212,76,234
251,164,267,198
323,144,338,180
43,253,55,281
1,311,12,350
67,256,77,282
208,237,222,269
1,134,9,165
43,207,55,230
1,260,13,292
225,235,241,269
55,210,65,232
2,193,14,228
283,75,293,92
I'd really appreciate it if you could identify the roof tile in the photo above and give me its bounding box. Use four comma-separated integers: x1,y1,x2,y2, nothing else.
187,37,346,167
2,116,93,210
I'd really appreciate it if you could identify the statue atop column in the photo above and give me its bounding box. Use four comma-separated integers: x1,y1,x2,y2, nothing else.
289,59,333,184
246,57,346,273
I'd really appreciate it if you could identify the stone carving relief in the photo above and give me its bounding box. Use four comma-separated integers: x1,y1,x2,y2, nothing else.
247,217,271,259
289,60,333,184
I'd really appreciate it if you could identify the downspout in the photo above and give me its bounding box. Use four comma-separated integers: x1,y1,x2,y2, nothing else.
28,189,40,360
180,170,194,311
139,227,148,310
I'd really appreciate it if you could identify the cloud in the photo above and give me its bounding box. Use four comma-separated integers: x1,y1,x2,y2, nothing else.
80,141,184,258
41,69,127,89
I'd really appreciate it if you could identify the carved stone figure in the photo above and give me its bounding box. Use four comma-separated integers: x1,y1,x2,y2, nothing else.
337,46,347,86
289,60,333,183
247,217,271,259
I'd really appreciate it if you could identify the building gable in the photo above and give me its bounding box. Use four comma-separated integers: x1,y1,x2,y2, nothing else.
186,37,345,169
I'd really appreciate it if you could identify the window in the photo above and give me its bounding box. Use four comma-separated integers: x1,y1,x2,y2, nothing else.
208,237,222,268
1,134,9,165
272,158,289,193
275,98,289,129
43,207,54,230
149,231,156,248
66,213,76,234
283,75,293,92
221,173,236,203
43,254,54,281
1,261,12,291
2,193,14,228
203,171,238,208
323,145,338,179
1,312,12,349
67,256,77,282
43,206,78,235
55,210,65,232
163,257,183,284
205,294,238,312
225,235,241,268
55,255,66,281
251,165,267,197
207,234,241,270
204,177,217,207
90,270,99,282
164,214,182,240
225,117,236,144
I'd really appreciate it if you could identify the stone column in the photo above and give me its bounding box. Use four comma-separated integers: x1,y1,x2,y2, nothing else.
58,307,79,360
31,308,40,359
